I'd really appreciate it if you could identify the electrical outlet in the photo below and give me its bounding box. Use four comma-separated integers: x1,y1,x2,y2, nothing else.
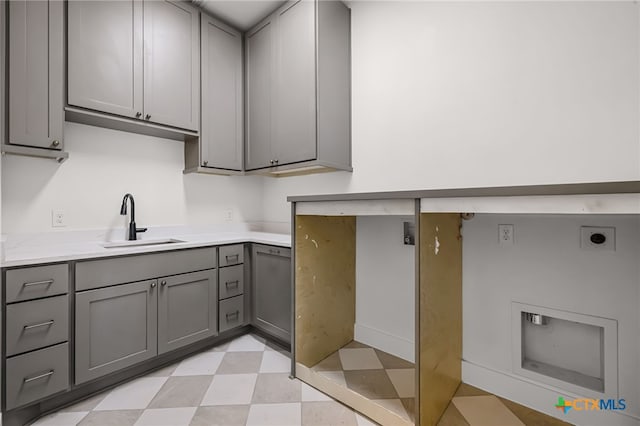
581,226,615,251
51,210,66,228
498,224,514,246
224,208,233,222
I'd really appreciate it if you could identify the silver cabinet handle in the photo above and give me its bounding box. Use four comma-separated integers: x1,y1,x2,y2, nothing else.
203,160,208,166
23,279,54,288
24,370,54,383
268,249,281,255
145,114,151,120
161,280,167,287
151,281,157,289
135,112,142,118
225,254,239,262
225,280,239,288
225,311,240,321
23,320,55,331
51,140,60,147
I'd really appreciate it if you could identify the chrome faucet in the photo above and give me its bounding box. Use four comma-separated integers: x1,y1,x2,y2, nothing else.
120,193,147,240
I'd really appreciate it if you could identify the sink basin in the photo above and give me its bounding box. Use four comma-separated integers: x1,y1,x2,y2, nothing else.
102,238,186,249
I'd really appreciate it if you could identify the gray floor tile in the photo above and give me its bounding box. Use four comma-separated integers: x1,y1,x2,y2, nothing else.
312,351,343,372
374,350,414,370
343,341,370,349
59,392,108,412
217,351,264,374
302,401,358,426
401,398,416,421
189,405,250,426
148,376,213,408
252,373,301,403
77,410,142,426
343,370,399,399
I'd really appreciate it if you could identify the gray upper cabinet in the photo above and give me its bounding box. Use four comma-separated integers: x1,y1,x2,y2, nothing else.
75,279,158,384
67,0,143,119
158,270,217,354
67,0,199,131
251,245,292,344
1,1,5,147
200,15,243,171
246,18,274,170
8,0,64,150
245,0,351,175
143,0,199,131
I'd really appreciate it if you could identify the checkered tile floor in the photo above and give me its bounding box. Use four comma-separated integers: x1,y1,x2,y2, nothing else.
31,334,380,426
311,341,416,423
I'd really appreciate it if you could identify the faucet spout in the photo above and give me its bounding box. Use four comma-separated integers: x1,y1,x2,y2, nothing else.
120,193,146,240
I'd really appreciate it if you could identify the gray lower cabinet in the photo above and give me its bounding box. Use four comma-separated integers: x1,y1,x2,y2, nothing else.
245,0,351,174
75,279,158,384
158,270,217,354
251,244,292,343
8,0,64,150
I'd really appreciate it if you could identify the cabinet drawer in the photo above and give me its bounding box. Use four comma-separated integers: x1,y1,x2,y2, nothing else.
6,343,69,410
219,244,244,267
6,264,68,303
6,295,69,356
219,265,244,300
219,295,244,333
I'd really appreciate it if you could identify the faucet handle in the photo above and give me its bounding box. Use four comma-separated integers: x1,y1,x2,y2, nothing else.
136,227,148,233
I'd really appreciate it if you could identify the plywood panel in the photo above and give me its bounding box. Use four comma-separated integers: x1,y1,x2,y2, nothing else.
420,213,463,425
295,215,356,367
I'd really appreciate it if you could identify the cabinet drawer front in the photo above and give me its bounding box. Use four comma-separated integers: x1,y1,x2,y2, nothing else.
219,265,244,300
219,244,244,267
6,295,69,356
6,343,69,410
76,247,216,291
6,264,68,303
219,295,244,333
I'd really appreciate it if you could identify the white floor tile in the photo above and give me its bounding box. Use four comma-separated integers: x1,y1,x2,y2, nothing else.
227,334,266,352
31,411,89,426
355,413,379,426
259,350,291,373
172,351,225,376
246,403,301,426
94,377,168,410
134,407,197,426
339,348,383,370
301,383,332,402
386,369,415,398
200,373,258,406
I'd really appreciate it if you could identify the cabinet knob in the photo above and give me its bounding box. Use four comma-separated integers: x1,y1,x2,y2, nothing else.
151,281,157,289
274,159,279,164
161,280,167,287
203,161,208,166
51,140,60,147
145,114,151,120
135,112,142,118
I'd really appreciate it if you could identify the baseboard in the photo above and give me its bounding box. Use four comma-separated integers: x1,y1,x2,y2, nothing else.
462,361,639,426
354,323,414,363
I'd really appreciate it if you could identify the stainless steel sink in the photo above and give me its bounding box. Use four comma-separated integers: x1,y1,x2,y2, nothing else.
102,238,186,249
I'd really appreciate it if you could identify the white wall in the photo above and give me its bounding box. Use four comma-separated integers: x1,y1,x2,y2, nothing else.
355,216,415,361
1,122,264,234
462,214,640,424
264,1,640,225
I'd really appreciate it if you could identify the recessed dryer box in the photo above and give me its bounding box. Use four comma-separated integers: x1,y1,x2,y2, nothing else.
511,302,618,400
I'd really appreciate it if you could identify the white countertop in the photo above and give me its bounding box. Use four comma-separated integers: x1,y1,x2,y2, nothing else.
1,226,291,268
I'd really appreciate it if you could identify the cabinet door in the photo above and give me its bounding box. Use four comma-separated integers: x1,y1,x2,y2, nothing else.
75,280,158,384
158,269,217,355
245,18,274,170
67,0,143,119
144,0,199,131
1,0,5,147
8,0,63,150
252,245,292,343
274,0,316,165
201,15,243,170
